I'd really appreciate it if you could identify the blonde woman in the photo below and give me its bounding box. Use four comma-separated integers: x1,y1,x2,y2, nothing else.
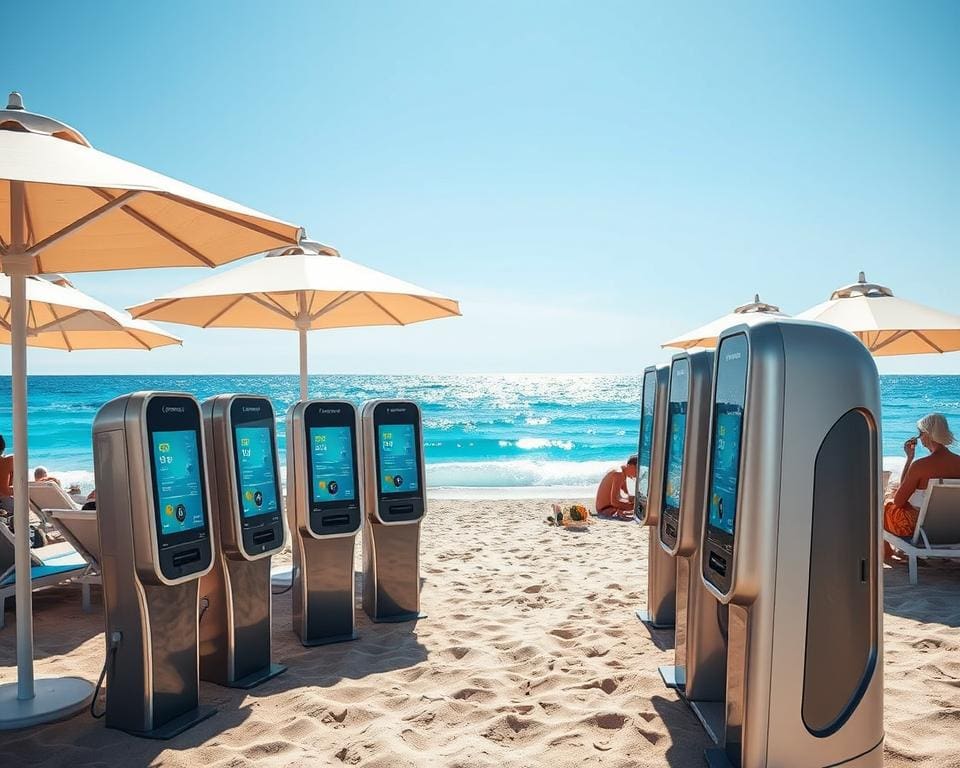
884,413,960,560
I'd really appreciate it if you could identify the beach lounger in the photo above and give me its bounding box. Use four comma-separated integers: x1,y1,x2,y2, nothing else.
0,521,87,629
28,480,82,542
50,509,101,611
883,479,960,584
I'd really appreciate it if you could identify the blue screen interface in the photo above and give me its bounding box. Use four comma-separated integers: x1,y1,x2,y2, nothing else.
663,360,689,511
707,335,748,535
234,426,279,519
152,430,205,535
379,424,420,494
309,427,356,504
638,370,657,498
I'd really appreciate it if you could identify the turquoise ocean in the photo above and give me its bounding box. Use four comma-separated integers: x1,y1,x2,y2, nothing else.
1,374,957,495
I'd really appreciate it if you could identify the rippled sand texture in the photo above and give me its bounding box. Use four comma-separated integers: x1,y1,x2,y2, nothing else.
1,499,959,767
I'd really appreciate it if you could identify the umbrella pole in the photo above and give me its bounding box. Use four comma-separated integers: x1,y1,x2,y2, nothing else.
299,326,309,401
10,269,33,700
0,183,93,729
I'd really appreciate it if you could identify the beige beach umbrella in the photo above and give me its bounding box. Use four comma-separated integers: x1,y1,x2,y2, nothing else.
661,294,788,350
0,274,180,350
0,92,300,728
129,239,462,400
796,272,960,356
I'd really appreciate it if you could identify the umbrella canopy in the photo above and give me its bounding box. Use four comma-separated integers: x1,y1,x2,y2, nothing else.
0,92,299,728
0,274,180,350
796,272,960,356
661,294,788,350
130,239,461,399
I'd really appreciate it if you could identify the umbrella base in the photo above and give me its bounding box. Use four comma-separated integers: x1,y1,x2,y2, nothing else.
0,677,94,730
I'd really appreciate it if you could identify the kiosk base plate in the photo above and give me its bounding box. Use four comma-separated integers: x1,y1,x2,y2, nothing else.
635,608,674,629
228,663,287,690
658,664,685,691
120,705,217,740
300,631,359,647
690,700,725,746
370,611,426,624
704,747,735,768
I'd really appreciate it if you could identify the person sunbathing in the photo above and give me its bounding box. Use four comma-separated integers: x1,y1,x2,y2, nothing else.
0,434,13,517
884,413,960,562
595,455,637,520
34,465,61,486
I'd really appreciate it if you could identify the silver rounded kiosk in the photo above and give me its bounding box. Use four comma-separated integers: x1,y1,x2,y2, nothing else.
634,364,676,628
92,392,216,738
655,350,727,743
198,394,287,688
361,399,426,623
701,320,883,768
286,400,363,645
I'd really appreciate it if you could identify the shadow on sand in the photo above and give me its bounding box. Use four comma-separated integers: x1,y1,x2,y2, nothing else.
882,560,960,628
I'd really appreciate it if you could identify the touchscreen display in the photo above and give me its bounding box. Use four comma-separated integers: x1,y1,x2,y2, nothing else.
152,429,205,535
309,426,356,503
707,334,749,535
637,370,657,499
234,426,279,518
663,360,689,511
379,423,420,494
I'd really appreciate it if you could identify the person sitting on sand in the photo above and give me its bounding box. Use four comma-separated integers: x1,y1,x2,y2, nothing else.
884,413,960,561
34,465,61,487
595,455,637,520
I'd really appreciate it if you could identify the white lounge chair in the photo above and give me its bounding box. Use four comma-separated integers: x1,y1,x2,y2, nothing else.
884,479,960,584
0,522,87,629
50,509,101,611
28,480,83,543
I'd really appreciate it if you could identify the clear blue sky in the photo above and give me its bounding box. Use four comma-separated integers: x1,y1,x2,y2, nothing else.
3,1,958,375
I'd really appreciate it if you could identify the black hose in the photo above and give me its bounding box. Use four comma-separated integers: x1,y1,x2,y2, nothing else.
272,566,298,595
90,636,120,720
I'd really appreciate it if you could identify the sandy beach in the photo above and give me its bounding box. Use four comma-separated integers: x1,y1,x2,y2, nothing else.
0,498,959,767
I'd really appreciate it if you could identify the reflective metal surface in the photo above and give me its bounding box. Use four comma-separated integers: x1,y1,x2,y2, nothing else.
93,393,215,737
699,320,883,767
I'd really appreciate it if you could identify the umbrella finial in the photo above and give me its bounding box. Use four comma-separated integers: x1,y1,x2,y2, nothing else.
858,271,866,283
754,293,760,304
6,92,24,110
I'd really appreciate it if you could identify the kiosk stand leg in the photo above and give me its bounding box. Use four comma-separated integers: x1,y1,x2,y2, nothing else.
294,535,359,645
637,527,676,628
362,521,425,623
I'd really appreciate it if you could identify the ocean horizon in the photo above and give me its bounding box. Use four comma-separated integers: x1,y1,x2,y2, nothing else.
1,373,957,495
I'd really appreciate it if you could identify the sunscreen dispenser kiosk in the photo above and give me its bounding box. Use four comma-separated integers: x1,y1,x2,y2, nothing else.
198,395,287,687
93,392,216,738
634,364,675,628
701,320,883,768
286,400,363,645
361,399,426,622
656,350,727,742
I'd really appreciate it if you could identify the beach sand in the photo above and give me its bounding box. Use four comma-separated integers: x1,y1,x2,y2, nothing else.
1,498,959,767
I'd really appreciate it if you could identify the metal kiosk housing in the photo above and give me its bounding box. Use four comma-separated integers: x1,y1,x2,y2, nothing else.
701,320,883,768
655,350,728,743
92,391,216,738
286,400,363,645
361,399,426,623
634,364,676,628
199,394,287,687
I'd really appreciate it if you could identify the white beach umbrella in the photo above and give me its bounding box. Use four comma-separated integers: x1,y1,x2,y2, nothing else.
795,272,960,356
661,294,788,350
129,239,462,400
0,275,180,350
0,92,300,729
